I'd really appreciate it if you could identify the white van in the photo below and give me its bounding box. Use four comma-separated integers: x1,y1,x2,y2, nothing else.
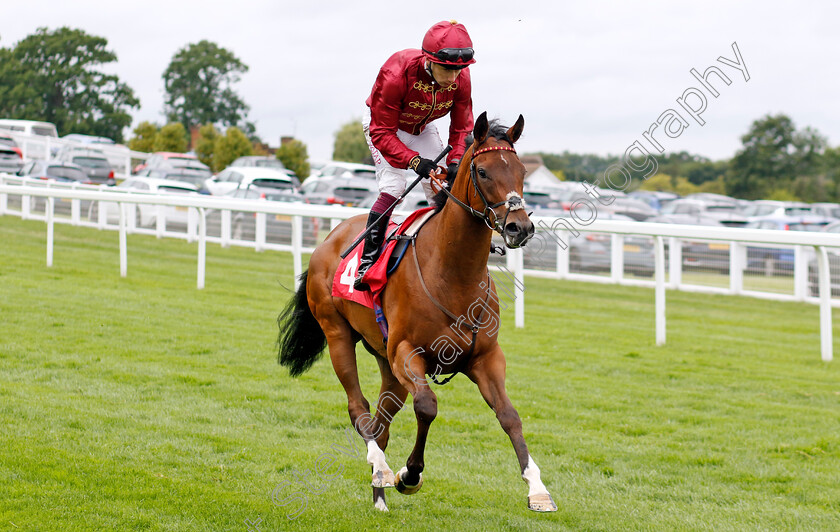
0,119,58,138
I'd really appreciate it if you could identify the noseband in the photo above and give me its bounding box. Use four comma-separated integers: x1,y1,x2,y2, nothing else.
440,144,531,247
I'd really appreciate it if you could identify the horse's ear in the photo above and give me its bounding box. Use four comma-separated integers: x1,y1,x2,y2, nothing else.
506,114,525,144
473,112,489,144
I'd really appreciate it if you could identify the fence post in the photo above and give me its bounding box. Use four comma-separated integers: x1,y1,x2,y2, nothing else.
292,215,303,290
611,233,624,282
119,202,127,278
557,231,569,278
256,212,267,252
817,246,833,362
0,174,6,214
221,210,231,247
71,182,80,225
668,237,681,288
655,235,666,345
730,242,744,295
197,207,206,290
46,196,54,267
156,205,164,238
794,245,807,301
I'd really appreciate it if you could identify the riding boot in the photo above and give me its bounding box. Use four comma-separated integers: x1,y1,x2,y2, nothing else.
354,210,389,292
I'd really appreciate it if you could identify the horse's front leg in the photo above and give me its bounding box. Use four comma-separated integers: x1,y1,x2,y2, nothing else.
467,347,558,512
391,341,437,495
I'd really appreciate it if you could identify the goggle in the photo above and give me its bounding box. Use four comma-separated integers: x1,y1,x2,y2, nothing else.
424,47,474,64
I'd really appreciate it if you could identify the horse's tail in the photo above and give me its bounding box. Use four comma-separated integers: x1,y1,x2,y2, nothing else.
277,270,326,377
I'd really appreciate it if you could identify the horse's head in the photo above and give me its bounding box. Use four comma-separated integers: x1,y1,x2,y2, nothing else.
465,112,534,248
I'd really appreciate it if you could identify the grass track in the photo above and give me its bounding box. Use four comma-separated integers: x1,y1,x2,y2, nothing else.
1,215,839,531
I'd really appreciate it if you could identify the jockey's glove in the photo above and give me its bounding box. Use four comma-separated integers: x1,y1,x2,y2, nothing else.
408,155,439,179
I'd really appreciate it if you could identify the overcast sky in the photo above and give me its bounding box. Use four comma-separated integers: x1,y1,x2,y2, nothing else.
4,1,839,163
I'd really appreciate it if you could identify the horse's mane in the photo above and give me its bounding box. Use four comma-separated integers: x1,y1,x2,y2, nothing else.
432,119,512,211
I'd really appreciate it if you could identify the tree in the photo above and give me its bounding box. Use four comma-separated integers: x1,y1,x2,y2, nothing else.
162,40,250,132
727,114,827,199
128,121,159,153
333,120,372,164
195,123,221,170
0,27,139,142
153,122,188,153
213,127,253,171
277,139,310,179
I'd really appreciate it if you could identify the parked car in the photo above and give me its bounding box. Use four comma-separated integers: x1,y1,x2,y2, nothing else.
0,144,23,174
230,156,287,170
205,186,319,246
809,203,840,220
57,149,115,185
18,160,90,183
300,176,377,207
650,198,746,226
205,167,297,196
0,133,23,158
807,221,840,296
135,166,213,191
133,152,199,174
89,177,200,227
739,200,811,220
744,215,834,276
0,119,58,137
313,161,376,180
627,190,679,211
61,133,116,145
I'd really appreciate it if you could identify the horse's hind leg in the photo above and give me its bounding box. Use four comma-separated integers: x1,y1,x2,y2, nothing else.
321,324,396,491
466,347,558,512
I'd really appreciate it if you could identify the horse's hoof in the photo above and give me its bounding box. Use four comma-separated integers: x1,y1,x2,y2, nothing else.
371,469,395,488
374,495,389,512
395,466,423,495
528,493,558,512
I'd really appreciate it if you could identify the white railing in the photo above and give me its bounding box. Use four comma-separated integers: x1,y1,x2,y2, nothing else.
2,173,839,361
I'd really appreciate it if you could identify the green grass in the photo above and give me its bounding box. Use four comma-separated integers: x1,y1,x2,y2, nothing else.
1,215,839,531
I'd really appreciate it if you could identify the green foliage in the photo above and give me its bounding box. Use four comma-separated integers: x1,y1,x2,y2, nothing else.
213,127,253,171
195,123,221,170
127,121,159,153
535,151,619,183
640,173,699,196
696,176,727,195
0,27,139,142
727,114,827,200
550,169,565,181
767,188,801,202
277,139,310,179
153,122,188,153
332,120,372,164
162,40,250,132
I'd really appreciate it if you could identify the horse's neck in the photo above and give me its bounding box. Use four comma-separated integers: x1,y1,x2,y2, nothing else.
427,178,493,284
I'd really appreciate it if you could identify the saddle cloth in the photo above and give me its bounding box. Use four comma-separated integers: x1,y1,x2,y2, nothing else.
331,207,436,309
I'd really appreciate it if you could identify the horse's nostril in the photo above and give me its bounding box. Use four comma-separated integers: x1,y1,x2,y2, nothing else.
504,222,520,235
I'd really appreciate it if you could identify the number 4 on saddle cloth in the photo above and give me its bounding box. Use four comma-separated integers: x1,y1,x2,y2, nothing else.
331,207,437,342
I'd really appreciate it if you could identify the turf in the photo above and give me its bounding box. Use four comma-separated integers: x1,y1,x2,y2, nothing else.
1,215,839,531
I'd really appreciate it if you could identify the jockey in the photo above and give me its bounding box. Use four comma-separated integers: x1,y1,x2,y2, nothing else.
355,20,476,291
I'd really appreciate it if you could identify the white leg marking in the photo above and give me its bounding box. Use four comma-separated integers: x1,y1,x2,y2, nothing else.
374,494,388,512
522,455,550,497
367,441,395,487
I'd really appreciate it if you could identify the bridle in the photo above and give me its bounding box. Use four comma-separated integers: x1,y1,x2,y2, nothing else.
438,143,533,248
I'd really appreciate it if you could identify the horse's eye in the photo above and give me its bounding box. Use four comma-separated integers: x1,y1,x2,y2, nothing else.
477,168,488,179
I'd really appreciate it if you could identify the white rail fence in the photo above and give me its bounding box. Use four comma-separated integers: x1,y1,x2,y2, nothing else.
2,175,839,362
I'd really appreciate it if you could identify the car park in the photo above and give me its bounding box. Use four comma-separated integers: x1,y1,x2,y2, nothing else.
650,198,746,226
809,202,840,219
0,133,23,158
230,156,287,170
18,160,90,183
0,119,58,138
744,215,834,276
205,167,297,196
627,190,679,211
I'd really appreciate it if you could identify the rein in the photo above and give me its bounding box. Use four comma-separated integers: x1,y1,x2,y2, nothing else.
438,144,528,246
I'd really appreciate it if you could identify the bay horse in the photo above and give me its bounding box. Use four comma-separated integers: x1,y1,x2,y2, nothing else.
277,112,557,513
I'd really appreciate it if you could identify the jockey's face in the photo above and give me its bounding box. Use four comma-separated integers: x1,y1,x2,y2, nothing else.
428,62,462,88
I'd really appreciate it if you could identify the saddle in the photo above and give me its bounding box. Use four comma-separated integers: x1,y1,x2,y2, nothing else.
331,207,437,310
